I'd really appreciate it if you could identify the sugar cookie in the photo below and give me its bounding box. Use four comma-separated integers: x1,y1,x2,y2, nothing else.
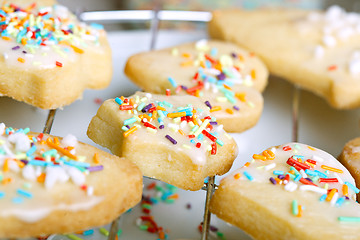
209,6,360,109
0,123,142,238
87,92,238,190
0,1,112,109
338,137,360,200
210,142,360,240
125,40,266,132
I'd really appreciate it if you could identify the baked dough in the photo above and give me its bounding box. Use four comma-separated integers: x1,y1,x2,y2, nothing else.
209,6,360,109
210,142,360,240
338,137,360,201
125,40,267,132
87,91,238,190
0,1,112,109
0,123,142,238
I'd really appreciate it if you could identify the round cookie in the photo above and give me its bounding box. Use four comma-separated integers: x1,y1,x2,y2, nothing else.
338,137,360,200
209,6,360,109
0,123,142,238
210,142,360,240
0,1,112,109
87,91,238,191
125,40,267,132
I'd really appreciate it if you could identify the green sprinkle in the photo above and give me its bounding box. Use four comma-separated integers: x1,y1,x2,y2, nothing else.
139,225,148,231
338,217,360,222
165,199,175,204
292,200,298,216
66,234,83,240
99,227,109,236
142,203,152,209
117,229,123,236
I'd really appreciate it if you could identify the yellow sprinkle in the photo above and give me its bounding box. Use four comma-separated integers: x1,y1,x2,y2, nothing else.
321,165,343,173
216,97,227,102
146,128,157,134
307,146,316,151
171,48,178,56
123,126,138,138
225,108,234,114
251,69,256,79
178,129,186,136
343,184,349,197
181,61,193,67
247,101,255,108
235,93,246,102
326,188,337,202
2,36,11,41
167,112,186,118
210,106,222,113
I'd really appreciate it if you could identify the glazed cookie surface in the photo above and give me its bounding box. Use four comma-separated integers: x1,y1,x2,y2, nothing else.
87,92,238,190
209,6,360,109
125,40,267,132
0,1,112,109
0,123,142,238
210,142,360,240
338,137,360,200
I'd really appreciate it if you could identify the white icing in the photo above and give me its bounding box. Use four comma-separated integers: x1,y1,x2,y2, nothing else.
0,196,103,223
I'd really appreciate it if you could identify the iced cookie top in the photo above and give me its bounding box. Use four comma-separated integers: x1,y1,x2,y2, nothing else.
0,2,105,69
0,123,104,222
167,40,264,117
229,143,358,216
114,92,234,165
298,5,360,77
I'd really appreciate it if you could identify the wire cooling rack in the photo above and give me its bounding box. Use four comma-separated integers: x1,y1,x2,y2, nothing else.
3,4,360,240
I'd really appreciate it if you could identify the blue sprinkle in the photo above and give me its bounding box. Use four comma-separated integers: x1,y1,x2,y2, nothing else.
123,117,137,126
28,159,48,167
216,139,224,146
0,192,5,199
12,197,24,204
197,134,204,140
335,197,346,207
319,194,327,202
294,174,302,182
243,171,253,181
210,47,218,57
345,181,360,194
83,229,94,236
26,145,37,156
168,77,177,88
115,97,123,105
16,189,33,199
273,170,284,175
190,139,196,144
314,170,328,178
90,23,104,30
64,160,90,168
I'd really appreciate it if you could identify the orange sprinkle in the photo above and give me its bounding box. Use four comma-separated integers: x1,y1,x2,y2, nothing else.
289,170,295,175
342,184,349,197
14,159,25,168
297,205,302,217
238,55,245,61
123,126,138,138
225,108,233,114
46,138,78,160
275,178,282,184
195,89,200,97
2,177,12,185
17,57,25,63
253,154,266,161
142,114,151,121
223,84,232,90
251,69,256,79
326,188,337,202
54,137,60,145
67,146,75,151
262,150,275,160
2,36,11,41
168,194,179,200
214,63,222,71
328,65,337,71
156,106,167,111
178,129,186,136
93,153,100,164
210,106,222,112
244,162,251,167
129,98,135,106
181,60,193,67
182,53,191,58
21,38,27,45
234,173,241,179
249,52,255,57
3,159,9,172
321,165,343,173
235,93,246,102
37,173,46,183
159,230,165,239
167,112,186,118
70,44,84,54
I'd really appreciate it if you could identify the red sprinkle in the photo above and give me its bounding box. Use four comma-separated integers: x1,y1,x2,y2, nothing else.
55,61,62,67
119,105,133,110
211,143,217,155
202,130,217,142
319,178,338,183
306,159,317,165
144,122,157,129
300,178,317,186
166,89,171,96
283,146,292,151
328,65,337,71
287,157,311,171
196,143,201,148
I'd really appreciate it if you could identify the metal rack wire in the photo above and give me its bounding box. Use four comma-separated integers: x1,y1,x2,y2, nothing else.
38,9,301,240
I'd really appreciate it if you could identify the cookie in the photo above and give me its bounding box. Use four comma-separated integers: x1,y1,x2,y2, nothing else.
0,123,142,238
210,142,360,240
209,6,360,109
338,137,360,200
0,1,112,109
87,91,238,191
125,40,267,132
